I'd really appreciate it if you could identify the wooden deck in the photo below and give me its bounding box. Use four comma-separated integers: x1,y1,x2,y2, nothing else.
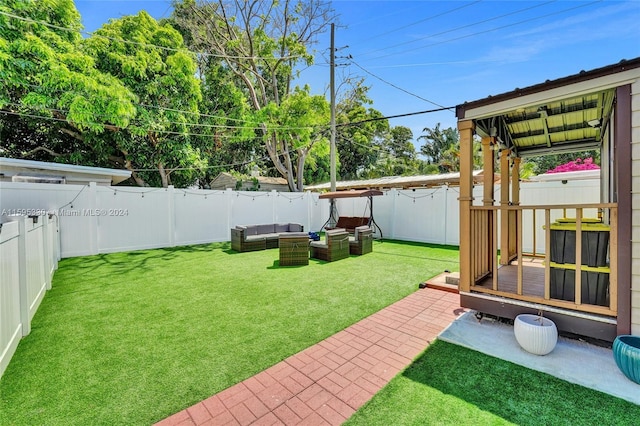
475,258,545,298
466,257,617,341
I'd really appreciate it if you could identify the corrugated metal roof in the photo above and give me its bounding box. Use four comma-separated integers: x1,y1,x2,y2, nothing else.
456,57,640,157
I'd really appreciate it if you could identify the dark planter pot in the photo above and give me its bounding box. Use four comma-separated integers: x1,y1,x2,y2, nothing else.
613,335,640,385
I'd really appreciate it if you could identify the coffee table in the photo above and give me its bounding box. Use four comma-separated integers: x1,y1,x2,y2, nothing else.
278,232,310,266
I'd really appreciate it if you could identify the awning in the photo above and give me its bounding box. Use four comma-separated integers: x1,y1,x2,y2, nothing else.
318,189,383,199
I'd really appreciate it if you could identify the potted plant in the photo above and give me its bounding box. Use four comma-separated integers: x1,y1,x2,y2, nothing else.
514,311,558,355
612,335,640,384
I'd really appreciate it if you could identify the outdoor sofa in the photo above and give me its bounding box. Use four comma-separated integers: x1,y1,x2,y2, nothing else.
231,223,304,252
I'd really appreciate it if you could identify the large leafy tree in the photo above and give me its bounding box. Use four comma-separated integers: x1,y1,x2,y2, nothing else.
84,11,204,187
170,0,336,190
195,61,260,184
257,86,329,190
364,126,420,177
335,82,388,180
0,0,136,164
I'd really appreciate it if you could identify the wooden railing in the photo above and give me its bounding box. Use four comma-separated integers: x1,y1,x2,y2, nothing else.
466,203,618,317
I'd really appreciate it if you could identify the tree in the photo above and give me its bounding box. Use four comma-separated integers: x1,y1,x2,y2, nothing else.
335,82,388,179
523,151,600,176
84,11,204,187
418,123,458,170
256,86,329,191
0,0,136,165
170,0,336,190
364,126,420,177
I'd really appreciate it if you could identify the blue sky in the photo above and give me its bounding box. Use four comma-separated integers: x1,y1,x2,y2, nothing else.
74,1,640,150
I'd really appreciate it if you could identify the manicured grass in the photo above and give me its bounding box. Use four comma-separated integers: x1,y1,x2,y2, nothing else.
346,340,640,426
0,240,459,425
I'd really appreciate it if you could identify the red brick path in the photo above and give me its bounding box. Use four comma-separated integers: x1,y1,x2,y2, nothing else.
156,288,463,426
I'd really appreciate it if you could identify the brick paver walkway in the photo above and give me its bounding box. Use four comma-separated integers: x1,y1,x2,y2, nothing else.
156,288,464,426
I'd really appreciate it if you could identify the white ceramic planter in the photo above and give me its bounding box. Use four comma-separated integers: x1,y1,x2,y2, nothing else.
514,314,558,355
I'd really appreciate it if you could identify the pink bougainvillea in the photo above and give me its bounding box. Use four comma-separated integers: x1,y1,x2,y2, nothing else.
546,157,600,174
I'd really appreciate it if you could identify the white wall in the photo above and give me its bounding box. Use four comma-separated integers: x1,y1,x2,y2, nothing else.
0,179,602,258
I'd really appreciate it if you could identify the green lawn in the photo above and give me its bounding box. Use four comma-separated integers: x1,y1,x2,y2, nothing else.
346,340,640,426
0,240,459,425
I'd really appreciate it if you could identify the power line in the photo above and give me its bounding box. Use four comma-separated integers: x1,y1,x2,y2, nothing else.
15,81,257,126
0,109,265,139
364,1,599,62
360,0,556,58
337,107,454,128
2,97,326,133
350,61,453,110
359,0,482,43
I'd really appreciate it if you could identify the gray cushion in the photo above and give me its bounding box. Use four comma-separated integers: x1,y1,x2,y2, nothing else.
326,228,346,235
245,235,266,242
288,223,303,232
280,232,308,238
310,241,326,248
275,223,290,233
245,225,258,236
354,225,370,240
257,224,275,234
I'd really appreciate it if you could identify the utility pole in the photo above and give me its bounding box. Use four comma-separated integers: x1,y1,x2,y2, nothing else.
330,23,336,191
329,22,337,226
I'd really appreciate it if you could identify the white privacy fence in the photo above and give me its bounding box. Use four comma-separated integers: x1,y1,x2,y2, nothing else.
0,179,601,258
0,178,599,378
0,214,59,378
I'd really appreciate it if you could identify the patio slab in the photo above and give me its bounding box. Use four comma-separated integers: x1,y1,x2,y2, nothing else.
155,288,464,425
439,311,640,406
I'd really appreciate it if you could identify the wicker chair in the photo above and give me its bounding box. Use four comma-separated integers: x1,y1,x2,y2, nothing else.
310,228,350,262
349,226,373,255
279,233,310,266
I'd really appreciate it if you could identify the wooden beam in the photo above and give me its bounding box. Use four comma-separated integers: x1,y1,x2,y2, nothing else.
545,209,551,300
458,119,475,292
482,137,495,206
500,149,510,265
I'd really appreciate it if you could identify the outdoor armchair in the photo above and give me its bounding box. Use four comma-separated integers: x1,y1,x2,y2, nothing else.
310,228,350,262
349,225,373,255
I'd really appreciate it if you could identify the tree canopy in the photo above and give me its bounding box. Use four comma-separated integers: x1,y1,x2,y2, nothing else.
0,0,137,163
84,10,204,187
169,0,336,190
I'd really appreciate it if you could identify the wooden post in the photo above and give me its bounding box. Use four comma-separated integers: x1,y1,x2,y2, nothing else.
510,156,521,260
482,136,495,278
482,137,495,206
458,119,475,292
511,157,521,205
500,149,510,265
